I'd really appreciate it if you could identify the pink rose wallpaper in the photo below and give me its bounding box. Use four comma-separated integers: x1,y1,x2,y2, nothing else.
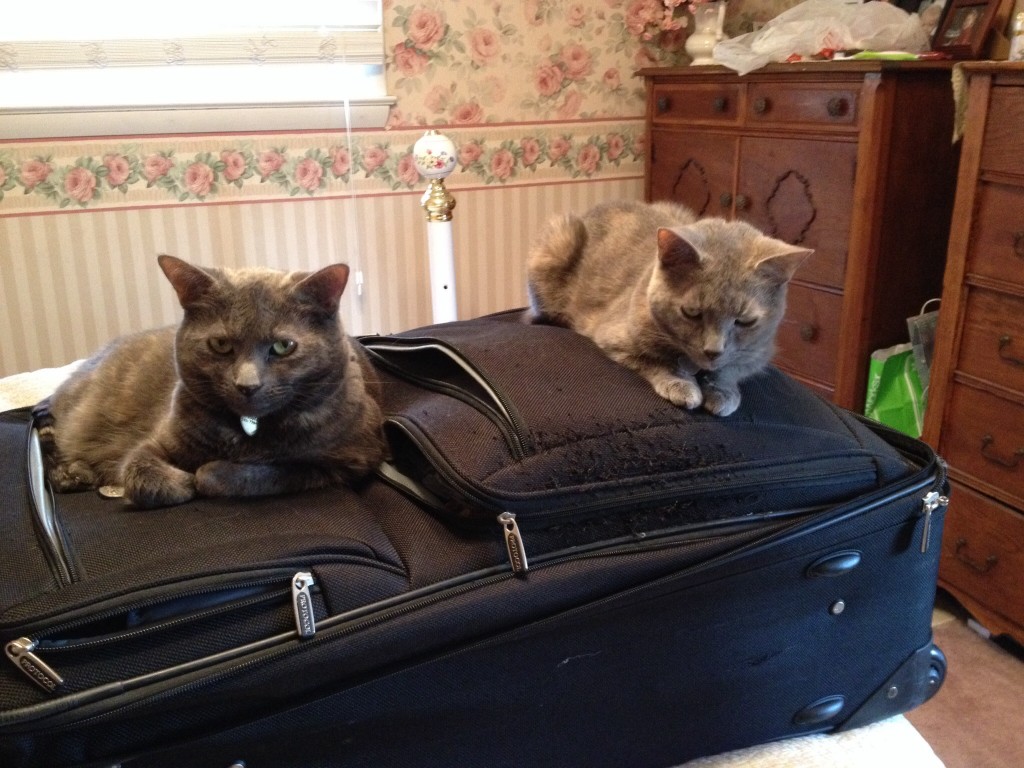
18,159,53,191
63,166,98,204
0,0,795,212
103,154,134,188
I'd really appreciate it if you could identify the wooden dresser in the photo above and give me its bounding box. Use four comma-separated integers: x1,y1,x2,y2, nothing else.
923,63,1024,646
640,62,960,410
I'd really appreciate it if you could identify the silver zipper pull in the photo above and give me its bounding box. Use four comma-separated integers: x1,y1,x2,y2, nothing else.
5,637,64,692
920,491,948,554
291,572,316,638
498,512,529,575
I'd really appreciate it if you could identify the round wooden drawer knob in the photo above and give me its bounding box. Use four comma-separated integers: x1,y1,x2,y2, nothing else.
827,97,849,118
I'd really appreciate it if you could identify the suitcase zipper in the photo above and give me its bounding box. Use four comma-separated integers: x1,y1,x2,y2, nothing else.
498,512,529,574
919,490,948,554
26,424,74,586
291,571,317,638
498,457,947,572
858,416,948,555
494,509,795,576
40,518,796,722
4,570,318,694
18,525,735,722
387,425,879,529
363,340,532,459
4,637,63,693
911,448,949,555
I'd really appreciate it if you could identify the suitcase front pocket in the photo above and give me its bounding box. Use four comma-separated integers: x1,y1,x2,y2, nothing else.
4,569,328,701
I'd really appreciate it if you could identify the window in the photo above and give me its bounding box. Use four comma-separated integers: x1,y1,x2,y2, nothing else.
0,0,392,138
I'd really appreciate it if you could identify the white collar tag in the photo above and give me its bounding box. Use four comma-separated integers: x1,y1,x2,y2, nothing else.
240,415,259,436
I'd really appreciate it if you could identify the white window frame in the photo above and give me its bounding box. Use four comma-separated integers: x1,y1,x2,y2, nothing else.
0,1,393,139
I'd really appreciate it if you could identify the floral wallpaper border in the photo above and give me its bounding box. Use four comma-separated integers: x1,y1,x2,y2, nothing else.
0,122,646,215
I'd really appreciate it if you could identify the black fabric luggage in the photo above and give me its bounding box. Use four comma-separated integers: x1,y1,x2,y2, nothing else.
0,311,948,768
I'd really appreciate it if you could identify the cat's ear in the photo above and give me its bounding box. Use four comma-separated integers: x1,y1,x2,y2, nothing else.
157,254,217,309
657,228,702,271
294,263,350,314
752,241,813,284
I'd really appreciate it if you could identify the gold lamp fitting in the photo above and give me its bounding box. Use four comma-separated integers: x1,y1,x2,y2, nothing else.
420,179,456,222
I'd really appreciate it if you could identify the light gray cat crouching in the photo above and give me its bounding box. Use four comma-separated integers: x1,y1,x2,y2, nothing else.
37,255,387,509
527,200,812,417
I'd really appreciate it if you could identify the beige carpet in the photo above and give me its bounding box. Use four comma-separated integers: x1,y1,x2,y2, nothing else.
906,616,1024,768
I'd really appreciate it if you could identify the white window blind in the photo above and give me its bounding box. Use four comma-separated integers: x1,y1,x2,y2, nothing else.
0,0,393,138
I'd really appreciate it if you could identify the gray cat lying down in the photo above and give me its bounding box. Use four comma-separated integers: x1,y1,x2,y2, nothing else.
37,255,386,509
528,200,812,416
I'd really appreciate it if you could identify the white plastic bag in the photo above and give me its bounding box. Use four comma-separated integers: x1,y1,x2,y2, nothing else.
714,0,930,75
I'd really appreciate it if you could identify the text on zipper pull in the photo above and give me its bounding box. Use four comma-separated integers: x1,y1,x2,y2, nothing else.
498,512,529,575
292,571,316,638
5,637,64,693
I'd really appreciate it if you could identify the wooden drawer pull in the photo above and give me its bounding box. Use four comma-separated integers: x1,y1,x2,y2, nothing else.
656,96,671,114
954,538,998,574
734,193,750,211
998,335,1024,367
753,97,770,115
1014,231,1024,258
800,323,818,342
713,96,727,113
980,434,1024,468
719,192,733,207
826,97,849,118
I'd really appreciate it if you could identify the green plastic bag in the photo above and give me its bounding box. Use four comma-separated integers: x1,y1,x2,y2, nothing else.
864,343,925,438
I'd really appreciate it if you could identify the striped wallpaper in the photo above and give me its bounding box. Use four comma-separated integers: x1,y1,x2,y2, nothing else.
0,176,643,377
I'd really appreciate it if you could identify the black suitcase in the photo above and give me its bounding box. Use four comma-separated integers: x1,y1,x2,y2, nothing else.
0,311,948,768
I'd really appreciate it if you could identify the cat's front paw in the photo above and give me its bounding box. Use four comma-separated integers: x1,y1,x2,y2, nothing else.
701,383,741,417
196,460,274,497
48,460,97,492
195,460,244,497
123,460,196,509
654,377,703,409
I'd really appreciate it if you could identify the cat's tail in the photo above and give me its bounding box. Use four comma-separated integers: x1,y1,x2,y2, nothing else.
526,213,588,325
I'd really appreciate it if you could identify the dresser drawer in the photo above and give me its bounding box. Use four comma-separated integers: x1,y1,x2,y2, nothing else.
940,481,1024,628
968,181,1024,285
979,86,1024,176
958,287,1024,395
650,84,740,124
941,383,1024,505
738,136,855,291
772,284,842,386
746,84,858,127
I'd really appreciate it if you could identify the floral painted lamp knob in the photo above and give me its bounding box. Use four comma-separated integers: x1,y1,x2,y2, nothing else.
413,130,459,323
413,130,457,222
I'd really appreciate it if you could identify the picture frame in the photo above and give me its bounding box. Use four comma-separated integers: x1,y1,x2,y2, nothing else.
932,0,1002,59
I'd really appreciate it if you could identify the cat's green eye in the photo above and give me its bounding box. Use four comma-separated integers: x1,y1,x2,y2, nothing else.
271,339,297,357
208,337,233,355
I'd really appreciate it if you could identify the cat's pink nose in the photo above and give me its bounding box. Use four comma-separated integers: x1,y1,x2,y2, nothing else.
236,383,262,397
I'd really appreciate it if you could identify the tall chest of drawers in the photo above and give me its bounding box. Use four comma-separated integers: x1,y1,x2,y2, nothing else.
640,63,960,410
923,63,1024,645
